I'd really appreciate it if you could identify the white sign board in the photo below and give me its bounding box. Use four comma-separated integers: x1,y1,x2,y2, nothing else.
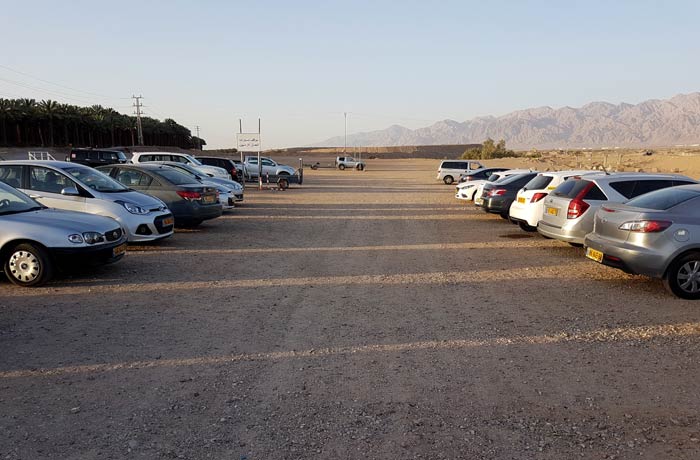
237,133,261,151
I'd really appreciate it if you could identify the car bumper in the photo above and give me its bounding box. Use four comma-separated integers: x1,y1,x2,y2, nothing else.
50,239,127,266
509,203,539,227
169,202,223,224
123,212,174,242
537,220,587,244
584,233,668,278
483,196,513,214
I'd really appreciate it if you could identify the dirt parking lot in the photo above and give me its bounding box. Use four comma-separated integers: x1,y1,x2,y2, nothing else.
1,159,699,459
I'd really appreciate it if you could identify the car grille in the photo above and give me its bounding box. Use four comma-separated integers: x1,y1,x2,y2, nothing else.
154,214,174,234
105,228,123,242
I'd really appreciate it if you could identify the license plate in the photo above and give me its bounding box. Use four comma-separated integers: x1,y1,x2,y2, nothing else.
113,243,127,257
586,247,604,263
517,197,526,204
203,195,216,204
475,198,483,205
163,216,174,226
546,207,559,216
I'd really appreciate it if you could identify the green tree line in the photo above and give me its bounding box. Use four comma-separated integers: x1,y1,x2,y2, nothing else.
0,98,204,149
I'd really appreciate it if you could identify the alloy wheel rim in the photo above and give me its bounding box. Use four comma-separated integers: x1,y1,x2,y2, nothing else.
8,250,40,282
677,261,700,293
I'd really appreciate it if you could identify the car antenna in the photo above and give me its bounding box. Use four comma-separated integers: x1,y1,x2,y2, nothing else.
601,165,610,175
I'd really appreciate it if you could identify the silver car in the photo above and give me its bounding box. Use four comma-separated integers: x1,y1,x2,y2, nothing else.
0,161,174,242
147,161,244,207
584,184,700,299
0,181,127,287
538,173,697,245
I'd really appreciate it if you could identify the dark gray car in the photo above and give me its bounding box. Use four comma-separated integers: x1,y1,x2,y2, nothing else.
584,184,700,299
97,164,222,227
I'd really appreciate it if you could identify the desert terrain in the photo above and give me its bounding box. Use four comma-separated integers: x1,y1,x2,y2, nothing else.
1,159,700,459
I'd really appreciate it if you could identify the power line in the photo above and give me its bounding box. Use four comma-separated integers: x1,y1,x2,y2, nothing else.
0,64,130,100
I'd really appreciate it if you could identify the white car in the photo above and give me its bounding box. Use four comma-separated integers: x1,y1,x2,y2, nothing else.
509,170,598,231
436,160,484,185
0,161,174,242
468,169,534,204
243,156,296,179
455,169,526,201
131,152,230,179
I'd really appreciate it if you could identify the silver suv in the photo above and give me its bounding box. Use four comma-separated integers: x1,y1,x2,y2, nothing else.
335,156,366,171
0,181,126,287
0,161,175,242
538,173,697,245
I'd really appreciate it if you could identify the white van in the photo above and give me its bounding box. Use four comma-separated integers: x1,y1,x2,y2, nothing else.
0,161,175,242
437,160,484,185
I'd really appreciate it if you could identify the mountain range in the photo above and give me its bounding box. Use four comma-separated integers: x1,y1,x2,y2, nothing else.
314,93,700,149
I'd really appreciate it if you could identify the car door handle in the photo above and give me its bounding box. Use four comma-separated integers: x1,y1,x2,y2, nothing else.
29,194,43,199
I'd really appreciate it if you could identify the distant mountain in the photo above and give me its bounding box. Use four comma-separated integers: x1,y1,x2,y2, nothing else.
314,93,700,149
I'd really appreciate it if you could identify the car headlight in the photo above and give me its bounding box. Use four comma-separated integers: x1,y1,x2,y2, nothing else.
68,234,84,244
82,232,105,244
117,201,149,215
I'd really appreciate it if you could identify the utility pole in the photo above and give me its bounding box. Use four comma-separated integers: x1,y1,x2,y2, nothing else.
195,125,201,150
132,95,144,146
344,112,347,155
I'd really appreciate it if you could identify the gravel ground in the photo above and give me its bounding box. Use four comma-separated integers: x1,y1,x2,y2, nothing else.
1,159,699,459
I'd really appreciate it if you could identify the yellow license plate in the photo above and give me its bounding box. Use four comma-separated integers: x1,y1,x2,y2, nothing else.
203,195,216,204
586,247,604,263
517,197,526,204
113,243,127,257
163,216,174,226
546,207,559,216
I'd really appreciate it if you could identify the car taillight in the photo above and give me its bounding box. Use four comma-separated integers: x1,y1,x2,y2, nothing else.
487,189,506,197
466,176,474,181
531,192,547,203
567,181,594,219
177,190,202,201
567,199,589,219
619,220,672,233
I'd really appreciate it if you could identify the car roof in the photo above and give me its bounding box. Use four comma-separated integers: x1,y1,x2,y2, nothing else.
134,151,190,156
101,163,170,172
584,172,695,183
0,160,89,169
539,169,599,178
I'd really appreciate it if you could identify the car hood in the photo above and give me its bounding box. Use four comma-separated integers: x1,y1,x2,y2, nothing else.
107,190,165,208
3,208,121,232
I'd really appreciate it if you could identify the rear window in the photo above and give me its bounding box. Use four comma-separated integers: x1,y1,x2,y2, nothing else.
155,168,198,185
499,173,535,186
524,175,553,191
625,187,700,210
553,179,607,200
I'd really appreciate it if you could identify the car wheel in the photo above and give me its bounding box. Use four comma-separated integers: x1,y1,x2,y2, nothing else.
443,175,454,185
278,179,289,190
338,164,346,170
357,164,365,171
518,221,537,232
499,212,510,220
664,252,700,299
4,243,53,287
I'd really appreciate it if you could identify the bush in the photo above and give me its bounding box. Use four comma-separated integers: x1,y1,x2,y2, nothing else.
461,138,515,160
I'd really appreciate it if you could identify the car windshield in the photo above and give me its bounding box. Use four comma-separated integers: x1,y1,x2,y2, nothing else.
486,174,501,181
167,164,200,179
117,152,127,160
184,155,203,166
65,167,128,192
0,182,44,215
625,187,700,210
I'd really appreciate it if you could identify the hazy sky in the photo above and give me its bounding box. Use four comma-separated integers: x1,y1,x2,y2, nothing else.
2,0,699,149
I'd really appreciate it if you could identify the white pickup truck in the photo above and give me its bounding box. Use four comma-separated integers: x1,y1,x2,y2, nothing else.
335,156,366,171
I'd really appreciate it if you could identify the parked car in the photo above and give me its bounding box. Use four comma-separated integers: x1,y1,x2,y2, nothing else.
584,184,700,299
436,160,484,185
0,181,126,287
131,152,230,179
457,169,531,201
538,173,697,246
457,167,509,183
66,148,129,167
0,161,174,242
509,170,597,231
335,156,366,171
97,164,223,227
478,172,539,218
243,156,296,179
146,161,244,205
196,156,243,182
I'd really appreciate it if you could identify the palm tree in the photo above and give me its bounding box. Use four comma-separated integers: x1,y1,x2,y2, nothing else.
0,99,11,146
39,99,59,146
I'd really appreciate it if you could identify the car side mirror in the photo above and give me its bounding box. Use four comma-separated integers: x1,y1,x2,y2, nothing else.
61,187,80,196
